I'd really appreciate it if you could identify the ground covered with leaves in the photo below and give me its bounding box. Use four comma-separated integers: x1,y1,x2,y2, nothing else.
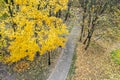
71,40,120,80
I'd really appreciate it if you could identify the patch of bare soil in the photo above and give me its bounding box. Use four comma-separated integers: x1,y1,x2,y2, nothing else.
72,41,120,80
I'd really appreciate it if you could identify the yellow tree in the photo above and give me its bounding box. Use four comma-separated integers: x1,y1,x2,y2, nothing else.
0,0,68,63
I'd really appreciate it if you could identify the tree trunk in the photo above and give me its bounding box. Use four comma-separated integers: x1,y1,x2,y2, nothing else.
64,1,71,21
84,26,94,50
56,10,62,18
48,52,51,65
79,14,85,42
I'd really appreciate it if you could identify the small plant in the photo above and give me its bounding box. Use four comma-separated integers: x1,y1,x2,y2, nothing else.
111,49,120,64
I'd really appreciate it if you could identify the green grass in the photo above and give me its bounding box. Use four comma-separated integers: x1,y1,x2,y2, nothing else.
66,44,78,80
111,49,120,64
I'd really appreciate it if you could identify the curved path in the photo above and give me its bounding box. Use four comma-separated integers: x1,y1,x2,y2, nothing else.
47,26,81,80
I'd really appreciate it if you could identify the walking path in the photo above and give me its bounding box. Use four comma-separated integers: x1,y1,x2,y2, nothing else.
48,7,81,80
48,25,81,80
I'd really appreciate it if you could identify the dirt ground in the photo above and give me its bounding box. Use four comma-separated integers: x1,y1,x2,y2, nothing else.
72,40,120,80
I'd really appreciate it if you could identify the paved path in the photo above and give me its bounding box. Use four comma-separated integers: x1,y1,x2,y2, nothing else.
47,26,81,80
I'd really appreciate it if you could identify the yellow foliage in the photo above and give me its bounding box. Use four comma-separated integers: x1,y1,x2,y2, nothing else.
0,0,68,63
